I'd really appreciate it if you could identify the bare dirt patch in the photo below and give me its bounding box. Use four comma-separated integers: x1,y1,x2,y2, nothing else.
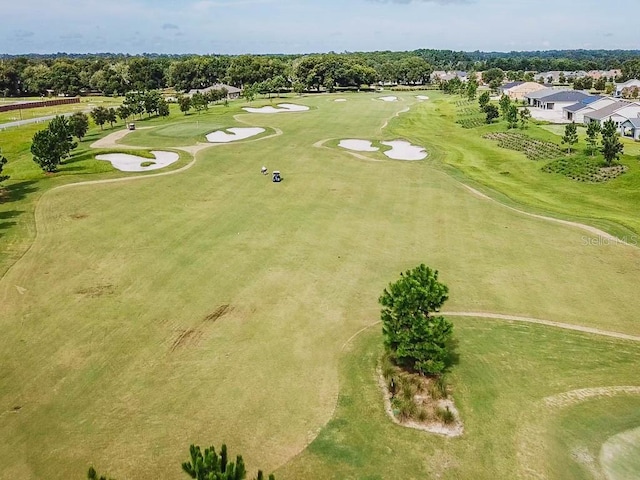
75,284,115,298
170,328,204,351
378,358,463,437
204,304,232,322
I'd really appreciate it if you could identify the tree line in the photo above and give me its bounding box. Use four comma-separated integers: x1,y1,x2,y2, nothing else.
1,50,639,97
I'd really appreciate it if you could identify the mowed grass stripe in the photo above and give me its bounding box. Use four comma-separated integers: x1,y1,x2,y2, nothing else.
1,92,639,479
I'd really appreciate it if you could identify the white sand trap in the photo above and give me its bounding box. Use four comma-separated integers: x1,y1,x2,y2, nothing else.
381,140,427,161
335,99,347,102
96,151,179,172
339,139,379,152
379,96,398,102
206,127,265,143
416,95,429,100
243,103,309,114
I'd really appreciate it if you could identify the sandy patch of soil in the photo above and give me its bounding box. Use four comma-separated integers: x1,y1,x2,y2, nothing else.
96,151,179,172
242,103,309,113
338,139,379,152
379,96,398,102
381,140,427,160
206,127,265,143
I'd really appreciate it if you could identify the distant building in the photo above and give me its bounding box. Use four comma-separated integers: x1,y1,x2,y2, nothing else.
615,79,640,98
187,83,243,99
499,81,547,101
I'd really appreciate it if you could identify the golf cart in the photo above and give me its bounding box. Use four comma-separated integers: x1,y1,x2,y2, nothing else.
272,171,282,183
128,123,136,131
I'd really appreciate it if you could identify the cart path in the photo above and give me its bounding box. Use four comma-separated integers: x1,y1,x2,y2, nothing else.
340,312,640,352
543,386,640,408
463,184,627,244
90,126,153,149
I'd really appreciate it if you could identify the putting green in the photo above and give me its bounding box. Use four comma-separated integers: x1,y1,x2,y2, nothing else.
1,92,639,480
600,427,640,480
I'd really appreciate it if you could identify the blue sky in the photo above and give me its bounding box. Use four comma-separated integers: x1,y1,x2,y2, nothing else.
3,0,635,55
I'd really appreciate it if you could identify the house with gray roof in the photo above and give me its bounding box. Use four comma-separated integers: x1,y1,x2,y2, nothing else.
583,101,640,131
537,91,591,110
615,79,640,98
563,96,617,123
621,117,640,141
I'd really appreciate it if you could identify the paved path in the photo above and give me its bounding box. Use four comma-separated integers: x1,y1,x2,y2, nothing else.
0,109,92,131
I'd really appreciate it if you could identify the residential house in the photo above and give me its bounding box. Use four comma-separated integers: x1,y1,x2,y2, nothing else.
536,90,592,111
563,96,617,123
583,101,640,130
615,79,640,98
524,87,575,108
188,83,243,99
431,71,468,83
621,118,640,141
499,81,547,101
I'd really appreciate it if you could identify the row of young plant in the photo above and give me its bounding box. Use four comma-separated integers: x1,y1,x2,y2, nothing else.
542,157,628,182
483,132,563,161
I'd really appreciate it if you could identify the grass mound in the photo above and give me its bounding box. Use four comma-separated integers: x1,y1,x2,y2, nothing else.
484,132,563,160
542,157,628,182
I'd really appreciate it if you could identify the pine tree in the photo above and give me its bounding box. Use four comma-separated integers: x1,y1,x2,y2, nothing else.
586,121,601,156
601,119,624,166
562,122,578,154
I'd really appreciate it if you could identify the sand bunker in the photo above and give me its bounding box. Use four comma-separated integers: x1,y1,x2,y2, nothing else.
339,139,379,152
416,95,429,100
379,96,398,102
243,103,309,114
96,151,179,172
206,127,265,143
381,140,427,161
335,99,347,102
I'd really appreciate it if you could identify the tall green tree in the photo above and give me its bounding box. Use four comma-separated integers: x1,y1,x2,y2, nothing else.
484,104,499,124
68,112,89,141
47,115,77,159
31,129,64,172
379,264,454,376
91,106,109,130
562,122,578,154
191,91,208,113
600,119,624,166
105,108,117,128
478,91,490,109
519,107,531,129
466,78,478,100
178,95,192,115
586,120,601,156
0,154,9,185
506,104,519,129
499,94,511,118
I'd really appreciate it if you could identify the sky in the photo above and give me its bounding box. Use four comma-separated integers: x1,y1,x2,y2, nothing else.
2,0,636,55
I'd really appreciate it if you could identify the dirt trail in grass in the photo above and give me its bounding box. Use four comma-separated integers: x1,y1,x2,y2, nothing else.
543,386,640,408
462,184,628,244
442,311,640,342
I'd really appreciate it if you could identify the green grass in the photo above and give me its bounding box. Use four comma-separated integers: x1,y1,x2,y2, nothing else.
394,92,640,238
600,426,640,480
0,91,639,479
0,96,122,124
278,318,640,480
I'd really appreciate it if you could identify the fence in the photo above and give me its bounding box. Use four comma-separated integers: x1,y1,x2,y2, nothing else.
0,97,80,113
